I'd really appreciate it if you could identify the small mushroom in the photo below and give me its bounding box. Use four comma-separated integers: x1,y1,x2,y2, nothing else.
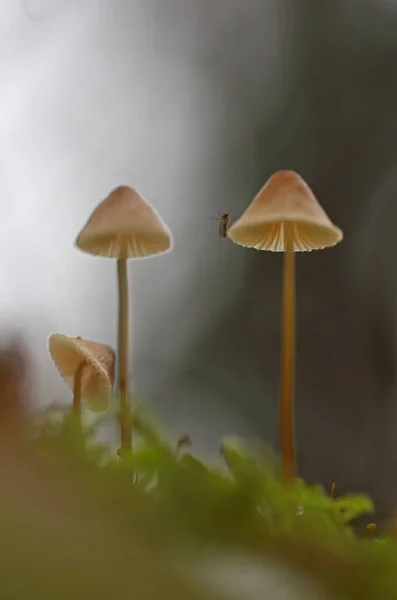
227,170,343,482
75,186,173,451
48,334,115,418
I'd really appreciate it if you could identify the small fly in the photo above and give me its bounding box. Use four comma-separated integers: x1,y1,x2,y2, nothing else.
211,209,231,239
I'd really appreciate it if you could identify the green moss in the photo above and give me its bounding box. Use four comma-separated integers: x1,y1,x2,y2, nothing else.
6,405,397,599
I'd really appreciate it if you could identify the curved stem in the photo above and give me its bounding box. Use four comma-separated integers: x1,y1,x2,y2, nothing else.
117,258,132,452
73,361,85,426
280,222,296,482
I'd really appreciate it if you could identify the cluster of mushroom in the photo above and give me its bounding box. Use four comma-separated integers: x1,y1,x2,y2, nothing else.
48,186,173,452
48,172,343,476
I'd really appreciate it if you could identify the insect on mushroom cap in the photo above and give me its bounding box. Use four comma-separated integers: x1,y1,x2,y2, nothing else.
227,170,343,252
75,186,173,259
48,334,115,413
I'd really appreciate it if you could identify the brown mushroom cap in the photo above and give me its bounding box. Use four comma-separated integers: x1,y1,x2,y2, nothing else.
227,170,343,251
75,186,173,259
48,334,115,413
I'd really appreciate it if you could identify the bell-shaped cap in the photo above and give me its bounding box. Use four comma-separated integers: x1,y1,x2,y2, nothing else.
75,186,173,259
227,170,343,252
48,334,115,413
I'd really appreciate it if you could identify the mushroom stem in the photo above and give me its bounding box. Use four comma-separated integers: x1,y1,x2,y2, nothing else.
73,361,85,424
280,221,296,482
117,258,132,451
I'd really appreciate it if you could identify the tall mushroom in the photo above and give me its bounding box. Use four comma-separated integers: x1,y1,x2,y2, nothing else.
227,170,343,482
48,334,116,422
75,186,173,453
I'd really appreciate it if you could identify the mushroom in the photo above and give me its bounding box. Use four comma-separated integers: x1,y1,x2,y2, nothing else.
75,186,173,452
48,334,116,420
227,170,343,482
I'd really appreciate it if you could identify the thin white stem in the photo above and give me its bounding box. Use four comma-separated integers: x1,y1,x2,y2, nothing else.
117,258,131,451
280,222,296,482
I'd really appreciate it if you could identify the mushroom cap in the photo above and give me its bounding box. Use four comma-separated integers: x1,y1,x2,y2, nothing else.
227,170,343,252
48,334,115,413
75,186,173,259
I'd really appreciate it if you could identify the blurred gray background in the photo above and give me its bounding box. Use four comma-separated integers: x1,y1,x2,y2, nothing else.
1,0,397,515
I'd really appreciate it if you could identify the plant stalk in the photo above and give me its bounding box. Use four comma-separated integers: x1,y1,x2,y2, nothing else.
117,258,132,452
280,222,296,482
73,361,85,427
73,360,86,415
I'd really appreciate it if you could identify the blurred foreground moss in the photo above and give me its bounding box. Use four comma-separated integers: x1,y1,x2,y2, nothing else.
0,406,396,599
